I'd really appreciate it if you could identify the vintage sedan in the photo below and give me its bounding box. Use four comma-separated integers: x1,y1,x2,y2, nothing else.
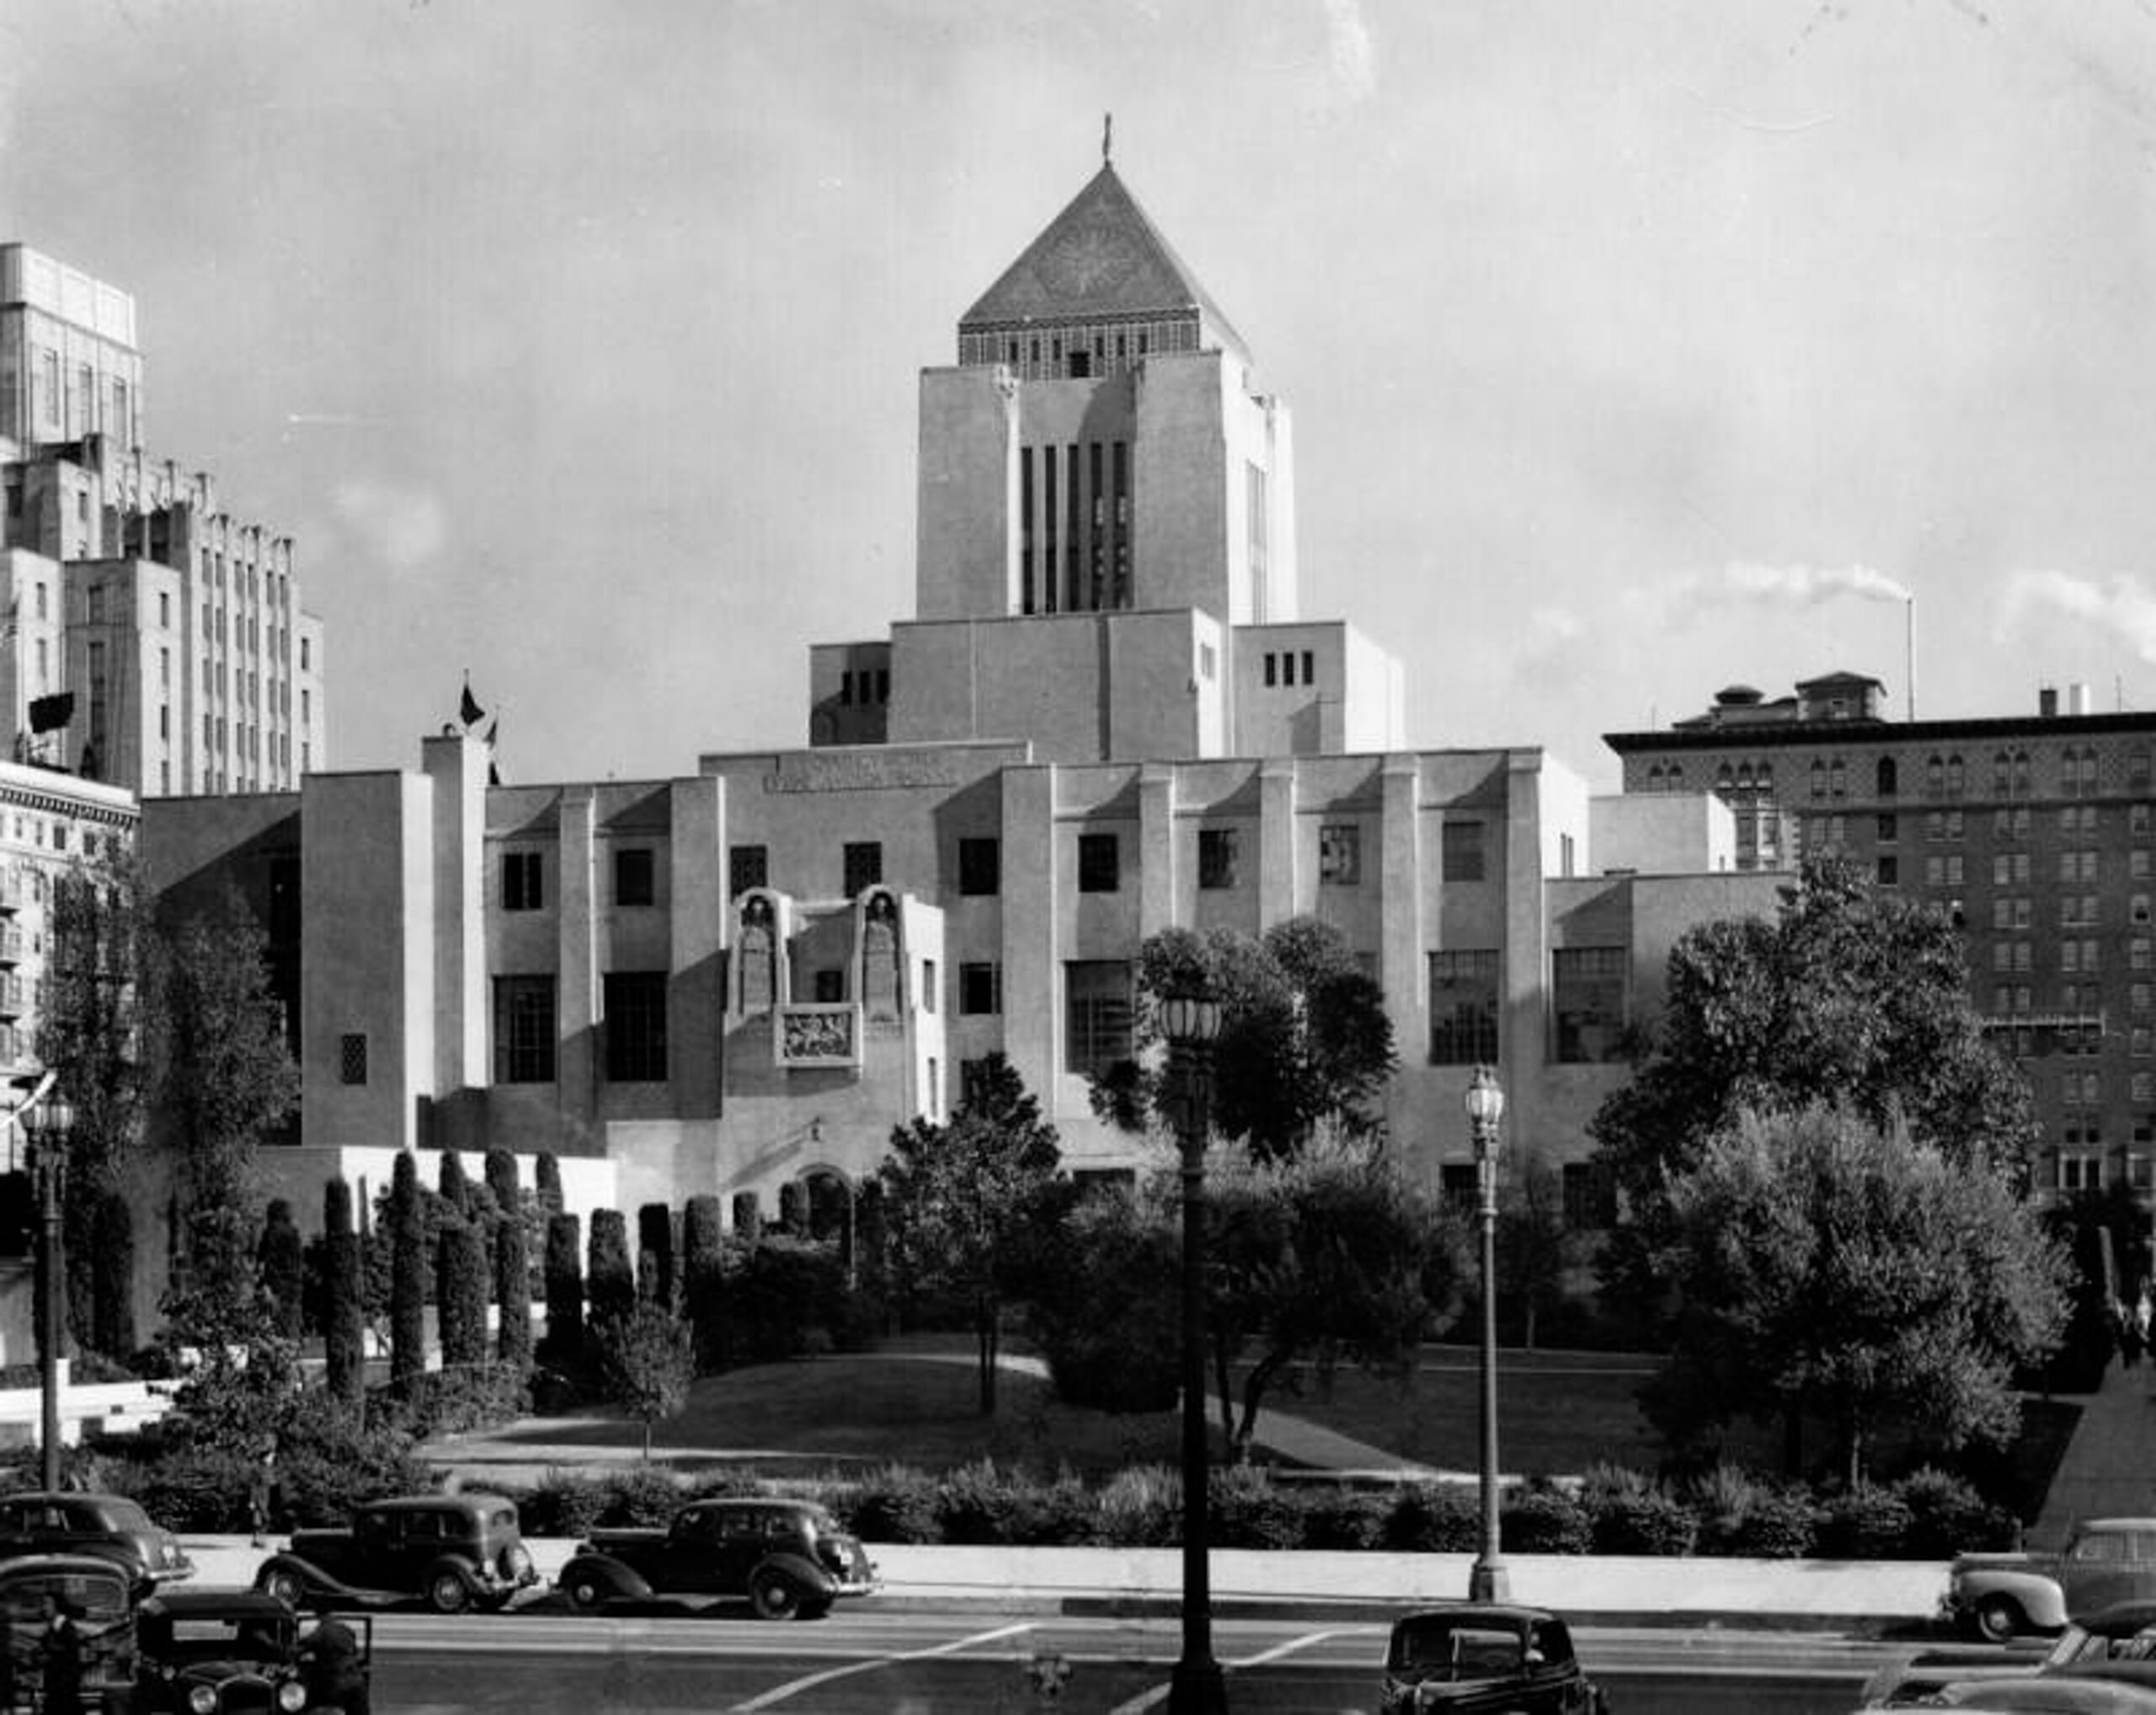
133,1591,372,1715
558,1497,877,1620
1379,1603,1609,1713
253,1493,538,1615
0,1490,195,1592
0,1552,141,1711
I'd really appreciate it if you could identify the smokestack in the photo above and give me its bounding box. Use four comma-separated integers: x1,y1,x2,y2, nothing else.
2069,682,2093,717
2041,685,2059,719
1905,597,1915,720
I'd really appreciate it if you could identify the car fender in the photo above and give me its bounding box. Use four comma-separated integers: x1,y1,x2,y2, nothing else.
1958,1564,2069,1629
253,1551,375,1605
752,1550,839,1595
556,1552,656,1603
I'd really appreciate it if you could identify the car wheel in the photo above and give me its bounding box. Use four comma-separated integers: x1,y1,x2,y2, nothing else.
428,1569,473,1615
1976,1595,2026,1643
750,1570,804,1621
564,1569,606,1611
262,1568,307,1609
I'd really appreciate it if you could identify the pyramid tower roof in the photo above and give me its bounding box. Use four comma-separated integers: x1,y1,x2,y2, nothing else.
959,163,1246,357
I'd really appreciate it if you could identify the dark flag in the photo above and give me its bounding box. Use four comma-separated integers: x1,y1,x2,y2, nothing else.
459,678,484,728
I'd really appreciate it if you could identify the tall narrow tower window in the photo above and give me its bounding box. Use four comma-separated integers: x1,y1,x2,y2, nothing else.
1247,461,1270,624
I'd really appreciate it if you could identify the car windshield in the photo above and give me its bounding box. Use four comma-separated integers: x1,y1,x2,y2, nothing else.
0,1573,130,1625
149,1617,293,1664
1390,1620,1524,1678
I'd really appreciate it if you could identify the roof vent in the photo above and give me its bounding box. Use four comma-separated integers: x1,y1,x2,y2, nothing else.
1715,685,1764,707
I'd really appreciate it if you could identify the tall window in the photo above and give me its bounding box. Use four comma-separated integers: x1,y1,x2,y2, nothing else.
1553,948,1627,1063
729,844,767,896
843,841,882,898
339,1034,368,1086
502,852,542,911
614,847,656,907
1065,959,1132,1075
603,972,669,1082
1441,820,1486,883
959,962,1002,1015
1198,827,1239,890
1428,950,1499,1065
1078,832,1119,893
1319,825,1360,886
494,975,557,1082
958,836,1001,896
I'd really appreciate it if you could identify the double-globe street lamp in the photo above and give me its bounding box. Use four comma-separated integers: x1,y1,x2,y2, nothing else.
1161,990,1228,1715
1465,1064,1509,1604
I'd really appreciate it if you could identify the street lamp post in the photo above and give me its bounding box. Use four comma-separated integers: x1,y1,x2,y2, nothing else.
27,1089,74,1493
1464,1063,1509,1603
1161,990,1227,1715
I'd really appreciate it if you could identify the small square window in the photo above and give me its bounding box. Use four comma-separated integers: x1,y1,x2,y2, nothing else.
1078,832,1119,893
959,962,1002,1015
1442,820,1486,882
843,841,883,897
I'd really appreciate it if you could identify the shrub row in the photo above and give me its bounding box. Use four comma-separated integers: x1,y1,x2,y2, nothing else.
504,1457,2014,1557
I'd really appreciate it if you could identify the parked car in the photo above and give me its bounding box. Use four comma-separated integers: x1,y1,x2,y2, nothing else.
1946,1520,2156,1642
0,1490,195,1591
1854,1644,2049,1707
1378,1603,1609,1713
558,1497,878,1620
1911,1677,2156,1712
133,1590,372,1714
0,1552,140,1711
252,1493,538,1615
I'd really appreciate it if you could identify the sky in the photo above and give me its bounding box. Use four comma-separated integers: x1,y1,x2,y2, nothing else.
5,0,2156,794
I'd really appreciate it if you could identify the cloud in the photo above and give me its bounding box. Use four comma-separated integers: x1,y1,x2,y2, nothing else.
1322,0,1376,103
332,479,446,572
1999,569,2156,663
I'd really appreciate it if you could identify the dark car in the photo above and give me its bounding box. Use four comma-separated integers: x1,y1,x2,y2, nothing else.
252,1493,537,1615
1380,1604,1609,1714
0,1552,140,1711
0,1490,195,1591
558,1497,878,1620
134,1590,372,1715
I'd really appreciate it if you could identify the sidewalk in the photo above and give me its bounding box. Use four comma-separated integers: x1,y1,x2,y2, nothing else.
2032,1358,2156,1548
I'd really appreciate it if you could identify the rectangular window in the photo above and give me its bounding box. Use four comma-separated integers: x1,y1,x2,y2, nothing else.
922,958,937,1012
502,852,542,911
602,972,669,1082
2060,1154,2104,1194
729,844,768,897
615,847,656,907
494,975,558,1082
1554,947,1628,1063
959,961,1002,1016
1198,827,1239,890
843,841,882,898
1078,832,1119,893
1428,949,1500,1065
1442,820,1486,882
339,1034,368,1086
1318,824,1361,886
958,836,1001,897
1065,959,1133,1076
1263,653,1277,687
814,968,845,1003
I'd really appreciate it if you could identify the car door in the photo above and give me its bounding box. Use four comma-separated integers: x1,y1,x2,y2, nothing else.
656,1507,714,1594
2067,1529,2137,1616
716,1509,768,1594
0,1499,35,1560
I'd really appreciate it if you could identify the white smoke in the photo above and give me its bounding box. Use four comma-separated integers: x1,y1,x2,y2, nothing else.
1713,561,1913,606
1324,0,1377,103
1999,569,2156,663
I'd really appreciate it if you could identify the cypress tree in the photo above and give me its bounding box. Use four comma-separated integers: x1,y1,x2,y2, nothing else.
542,1212,584,1370
637,1203,675,1308
257,1199,306,1339
389,1151,427,1391
681,1194,723,1370
439,1221,490,1370
536,1152,563,1216
484,1150,531,1365
323,1178,364,1407
91,1190,136,1360
778,1181,807,1237
731,1193,760,1244
588,1209,634,1328
438,1149,473,1219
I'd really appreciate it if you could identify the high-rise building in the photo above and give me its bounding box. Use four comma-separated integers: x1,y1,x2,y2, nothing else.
0,243,326,798
1608,673,2156,1205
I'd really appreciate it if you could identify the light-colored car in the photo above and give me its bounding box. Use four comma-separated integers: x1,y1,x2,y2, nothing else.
1946,1520,2156,1642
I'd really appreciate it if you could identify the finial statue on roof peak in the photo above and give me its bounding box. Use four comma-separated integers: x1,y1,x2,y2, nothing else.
1102,112,1113,167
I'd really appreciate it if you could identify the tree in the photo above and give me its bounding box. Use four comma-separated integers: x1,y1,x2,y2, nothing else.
1090,919,1396,1160
1593,854,2036,1201
536,1152,563,1216
1652,1102,2069,1485
1494,1146,1572,1350
39,853,152,1358
681,1194,723,1366
541,1212,584,1371
638,1203,675,1308
588,1210,635,1331
322,1178,364,1407
595,1300,695,1461
879,1055,1060,1415
388,1151,427,1392
1591,854,2038,1327
1203,1135,1470,1457
1023,1180,1181,1413
257,1199,305,1340
437,1220,491,1371
160,1204,300,1454
484,1150,531,1367
437,1150,473,1221
152,883,301,1223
